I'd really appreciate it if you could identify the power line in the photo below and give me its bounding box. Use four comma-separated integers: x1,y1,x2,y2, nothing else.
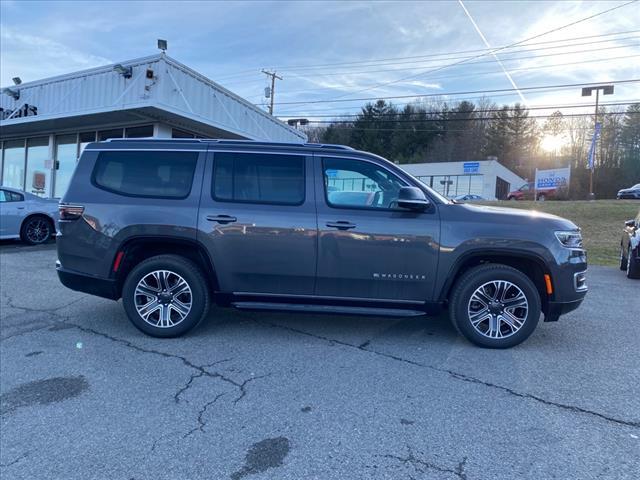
321,0,639,102
276,90,640,116
279,101,639,119
304,111,639,125
272,79,640,106
271,54,640,103
312,124,629,133
213,29,640,81
218,36,640,88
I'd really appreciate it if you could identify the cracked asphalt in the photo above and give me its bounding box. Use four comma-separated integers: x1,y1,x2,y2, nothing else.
1,242,639,480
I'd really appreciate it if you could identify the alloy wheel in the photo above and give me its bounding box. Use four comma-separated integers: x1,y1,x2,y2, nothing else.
134,270,192,328
25,219,50,244
467,280,529,339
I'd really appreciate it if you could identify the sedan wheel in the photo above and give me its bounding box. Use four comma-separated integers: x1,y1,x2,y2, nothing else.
21,217,52,245
627,246,640,279
620,245,628,271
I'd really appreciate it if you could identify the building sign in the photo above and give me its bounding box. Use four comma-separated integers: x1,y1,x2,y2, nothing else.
463,162,480,174
0,103,38,120
535,167,571,191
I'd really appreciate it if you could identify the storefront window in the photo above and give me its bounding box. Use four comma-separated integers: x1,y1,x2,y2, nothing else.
79,131,96,155
2,140,26,190
98,128,123,141
55,134,78,198
26,137,50,197
172,128,195,138
125,125,153,138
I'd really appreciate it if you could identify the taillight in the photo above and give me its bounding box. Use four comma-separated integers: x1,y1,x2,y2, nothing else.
59,203,84,220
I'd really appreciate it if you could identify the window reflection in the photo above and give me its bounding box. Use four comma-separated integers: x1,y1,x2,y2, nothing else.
2,140,25,189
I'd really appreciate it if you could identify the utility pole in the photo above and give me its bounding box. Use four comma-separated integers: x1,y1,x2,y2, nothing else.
581,84,614,200
261,70,282,115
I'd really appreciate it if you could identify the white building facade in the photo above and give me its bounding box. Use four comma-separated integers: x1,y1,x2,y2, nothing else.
0,54,306,198
399,159,526,200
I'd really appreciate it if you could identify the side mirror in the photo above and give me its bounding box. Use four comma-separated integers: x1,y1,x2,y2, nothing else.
397,186,430,211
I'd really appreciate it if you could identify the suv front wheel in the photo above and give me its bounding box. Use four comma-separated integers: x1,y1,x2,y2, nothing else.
449,264,541,348
122,255,211,337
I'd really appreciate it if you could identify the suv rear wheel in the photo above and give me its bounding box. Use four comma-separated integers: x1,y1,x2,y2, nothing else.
449,264,541,348
122,255,210,337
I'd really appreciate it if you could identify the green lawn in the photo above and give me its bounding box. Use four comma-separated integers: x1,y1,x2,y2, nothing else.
479,200,640,267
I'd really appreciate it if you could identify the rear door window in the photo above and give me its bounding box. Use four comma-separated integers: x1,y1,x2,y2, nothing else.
92,151,198,198
212,152,304,205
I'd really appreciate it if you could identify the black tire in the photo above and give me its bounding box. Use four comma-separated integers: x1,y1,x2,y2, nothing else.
627,246,640,279
20,215,53,245
122,255,211,337
449,264,541,348
620,245,628,271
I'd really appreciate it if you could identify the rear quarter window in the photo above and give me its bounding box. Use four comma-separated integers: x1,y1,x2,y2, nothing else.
92,151,198,198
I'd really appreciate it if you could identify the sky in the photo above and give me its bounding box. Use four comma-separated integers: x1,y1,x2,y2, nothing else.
1,0,639,120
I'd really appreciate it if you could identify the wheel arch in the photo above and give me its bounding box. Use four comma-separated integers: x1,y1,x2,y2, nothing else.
112,236,219,298
19,212,56,241
20,212,56,231
440,249,551,314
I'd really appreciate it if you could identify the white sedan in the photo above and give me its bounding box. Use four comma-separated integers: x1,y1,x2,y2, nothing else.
0,187,59,244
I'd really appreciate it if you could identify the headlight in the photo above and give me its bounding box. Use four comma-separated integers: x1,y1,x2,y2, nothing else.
555,230,583,248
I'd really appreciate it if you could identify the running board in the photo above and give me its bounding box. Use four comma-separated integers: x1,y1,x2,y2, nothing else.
231,302,426,317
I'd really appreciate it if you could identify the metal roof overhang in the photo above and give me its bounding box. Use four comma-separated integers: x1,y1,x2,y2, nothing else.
0,105,244,139
0,54,306,142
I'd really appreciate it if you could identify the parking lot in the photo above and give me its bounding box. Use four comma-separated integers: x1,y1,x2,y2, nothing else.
1,242,638,480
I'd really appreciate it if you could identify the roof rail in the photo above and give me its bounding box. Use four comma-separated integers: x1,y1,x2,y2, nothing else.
104,138,355,150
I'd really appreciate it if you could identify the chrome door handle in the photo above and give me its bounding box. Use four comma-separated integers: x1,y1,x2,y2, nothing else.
206,215,237,224
326,221,356,230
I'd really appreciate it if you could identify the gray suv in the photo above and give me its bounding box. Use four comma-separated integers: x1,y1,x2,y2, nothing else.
57,139,587,348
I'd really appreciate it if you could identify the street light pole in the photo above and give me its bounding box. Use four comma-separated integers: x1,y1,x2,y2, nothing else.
591,88,599,198
581,84,614,200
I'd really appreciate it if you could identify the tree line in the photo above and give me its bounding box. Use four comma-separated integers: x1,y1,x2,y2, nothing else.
306,99,640,198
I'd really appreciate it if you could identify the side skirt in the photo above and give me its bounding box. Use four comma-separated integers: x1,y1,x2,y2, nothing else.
231,302,427,317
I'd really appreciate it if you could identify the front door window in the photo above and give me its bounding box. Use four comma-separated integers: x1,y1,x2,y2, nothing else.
323,157,405,210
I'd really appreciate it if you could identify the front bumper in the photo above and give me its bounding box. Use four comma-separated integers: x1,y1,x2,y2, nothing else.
544,298,585,321
56,261,119,300
543,247,588,321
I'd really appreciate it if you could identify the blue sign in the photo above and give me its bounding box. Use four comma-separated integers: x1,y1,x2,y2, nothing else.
463,162,480,174
535,167,571,191
587,122,602,171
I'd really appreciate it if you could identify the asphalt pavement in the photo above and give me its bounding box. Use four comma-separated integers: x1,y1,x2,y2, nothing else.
1,242,639,480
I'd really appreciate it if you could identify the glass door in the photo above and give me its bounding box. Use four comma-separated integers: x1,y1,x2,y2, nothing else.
54,134,78,198
26,137,50,197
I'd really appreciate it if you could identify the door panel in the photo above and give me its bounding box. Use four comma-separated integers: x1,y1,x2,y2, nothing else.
0,190,25,237
315,155,440,302
197,151,317,295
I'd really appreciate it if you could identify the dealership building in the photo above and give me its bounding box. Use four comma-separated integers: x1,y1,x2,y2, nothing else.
400,159,526,200
0,54,306,198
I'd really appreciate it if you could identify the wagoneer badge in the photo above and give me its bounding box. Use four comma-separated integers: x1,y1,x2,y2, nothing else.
373,273,426,280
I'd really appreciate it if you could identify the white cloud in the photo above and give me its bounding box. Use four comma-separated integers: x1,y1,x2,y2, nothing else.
0,25,111,85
